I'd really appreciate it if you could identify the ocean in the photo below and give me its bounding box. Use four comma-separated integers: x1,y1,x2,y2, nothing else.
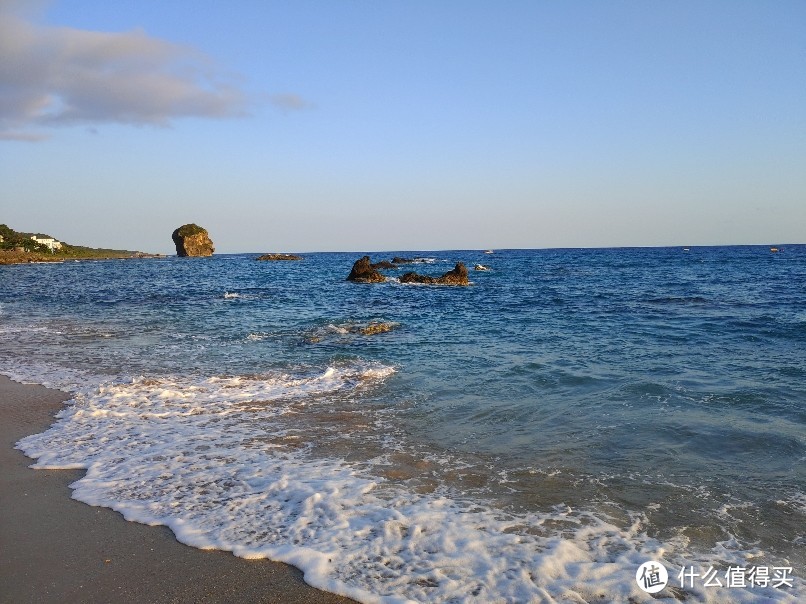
1,246,803,603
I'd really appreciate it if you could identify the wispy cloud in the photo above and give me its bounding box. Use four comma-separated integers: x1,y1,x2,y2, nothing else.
0,129,49,142
0,2,253,140
269,93,314,112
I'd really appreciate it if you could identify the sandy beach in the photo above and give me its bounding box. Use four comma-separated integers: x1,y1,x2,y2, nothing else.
0,375,355,604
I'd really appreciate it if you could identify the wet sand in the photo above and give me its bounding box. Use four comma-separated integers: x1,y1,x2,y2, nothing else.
0,375,356,604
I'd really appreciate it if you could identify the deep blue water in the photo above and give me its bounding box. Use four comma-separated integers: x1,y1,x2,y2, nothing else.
2,246,804,601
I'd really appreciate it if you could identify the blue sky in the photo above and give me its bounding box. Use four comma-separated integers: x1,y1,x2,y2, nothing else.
1,0,804,254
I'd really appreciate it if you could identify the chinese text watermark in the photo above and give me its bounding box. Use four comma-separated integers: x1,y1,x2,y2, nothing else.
636,562,795,592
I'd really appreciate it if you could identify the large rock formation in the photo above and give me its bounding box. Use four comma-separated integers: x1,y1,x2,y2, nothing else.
172,224,214,257
399,262,469,286
347,256,386,283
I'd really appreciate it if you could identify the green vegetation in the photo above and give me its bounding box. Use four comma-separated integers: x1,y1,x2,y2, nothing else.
173,223,207,237
0,223,145,263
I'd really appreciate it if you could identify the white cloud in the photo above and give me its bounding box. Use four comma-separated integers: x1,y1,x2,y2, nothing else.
0,3,251,140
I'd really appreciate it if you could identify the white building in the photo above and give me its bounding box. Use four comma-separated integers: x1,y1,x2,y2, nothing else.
31,236,63,252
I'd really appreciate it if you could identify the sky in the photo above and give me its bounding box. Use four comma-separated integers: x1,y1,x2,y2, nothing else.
1,0,804,254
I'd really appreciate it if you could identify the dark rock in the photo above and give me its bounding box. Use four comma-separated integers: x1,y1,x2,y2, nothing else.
371,260,397,270
399,272,436,284
391,257,415,264
399,262,469,286
347,256,386,283
256,253,303,261
172,224,214,257
439,262,469,284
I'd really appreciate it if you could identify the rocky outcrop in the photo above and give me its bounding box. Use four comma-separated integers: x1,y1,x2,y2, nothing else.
399,262,469,286
371,260,397,270
438,262,470,284
256,253,302,261
172,224,214,257
347,256,386,283
131,252,167,259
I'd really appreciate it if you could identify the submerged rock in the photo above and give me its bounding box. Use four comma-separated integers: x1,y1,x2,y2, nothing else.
303,321,399,344
256,253,303,261
359,322,397,335
347,256,386,283
172,224,214,257
399,262,469,286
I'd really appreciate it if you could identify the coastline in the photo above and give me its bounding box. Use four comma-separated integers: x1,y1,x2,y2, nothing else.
0,249,166,265
0,375,356,604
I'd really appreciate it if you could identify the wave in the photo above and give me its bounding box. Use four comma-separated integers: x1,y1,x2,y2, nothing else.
10,362,800,603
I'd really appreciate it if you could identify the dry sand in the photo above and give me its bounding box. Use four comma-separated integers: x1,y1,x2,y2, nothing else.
0,375,356,604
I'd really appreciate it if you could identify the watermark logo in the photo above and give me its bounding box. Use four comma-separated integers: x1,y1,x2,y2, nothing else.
636,561,668,593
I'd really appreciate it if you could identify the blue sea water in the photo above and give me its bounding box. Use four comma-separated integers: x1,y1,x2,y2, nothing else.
1,246,804,602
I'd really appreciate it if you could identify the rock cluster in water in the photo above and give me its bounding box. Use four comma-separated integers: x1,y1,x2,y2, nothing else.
256,253,303,261
347,256,469,286
172,224,214,257
399,263,469,285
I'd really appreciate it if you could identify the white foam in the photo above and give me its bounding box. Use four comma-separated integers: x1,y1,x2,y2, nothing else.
11,364,802,603
2,359,100,392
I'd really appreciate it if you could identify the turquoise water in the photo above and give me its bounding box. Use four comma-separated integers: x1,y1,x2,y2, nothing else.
2,246,803,602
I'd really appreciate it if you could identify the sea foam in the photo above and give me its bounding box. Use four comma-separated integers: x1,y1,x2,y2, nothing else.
12,362,800,603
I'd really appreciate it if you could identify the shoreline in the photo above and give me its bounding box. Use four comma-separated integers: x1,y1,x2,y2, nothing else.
0,250,166,265
0,375,355,604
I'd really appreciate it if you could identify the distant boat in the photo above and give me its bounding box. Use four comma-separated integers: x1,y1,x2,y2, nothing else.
683,248,690,252
770,247,780,253
474,264,490,271
484,250,494,254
